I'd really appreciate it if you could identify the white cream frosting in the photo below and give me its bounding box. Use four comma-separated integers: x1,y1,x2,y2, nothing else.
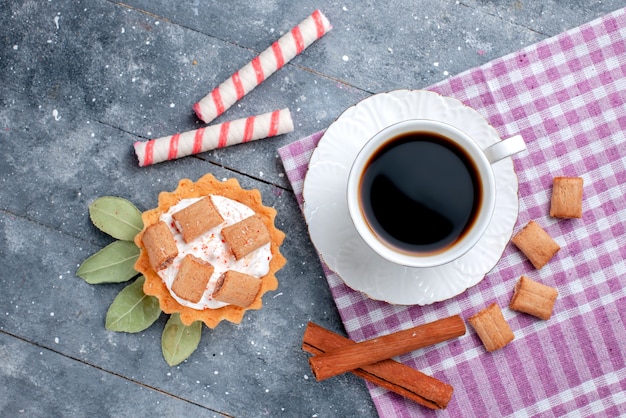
158,195,271,310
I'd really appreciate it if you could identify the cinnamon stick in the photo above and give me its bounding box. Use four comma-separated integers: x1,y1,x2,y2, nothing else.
308,315,465,381
302,322,454,410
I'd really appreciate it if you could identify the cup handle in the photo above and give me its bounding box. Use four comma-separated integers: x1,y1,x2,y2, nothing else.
483,135,526,164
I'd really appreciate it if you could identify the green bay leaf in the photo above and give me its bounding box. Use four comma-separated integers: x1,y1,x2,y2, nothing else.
89,196,143,241
162,314,202,366
105,276,161,333
77,240,139,284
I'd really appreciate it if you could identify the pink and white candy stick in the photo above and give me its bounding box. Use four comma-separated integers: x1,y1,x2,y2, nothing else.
134,108,293,167
193,10,332,124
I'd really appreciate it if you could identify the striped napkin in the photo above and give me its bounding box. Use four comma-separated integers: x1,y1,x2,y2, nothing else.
279,8,626,417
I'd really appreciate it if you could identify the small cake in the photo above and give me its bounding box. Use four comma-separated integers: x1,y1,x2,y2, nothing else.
134,174,286,328
222,215,271,260
212,270,263,308
172,196,224,243
550,176,583,219
172,255,214,304
509,276,558,320
468,303,514,352
511,220,560,269
142,221,178,271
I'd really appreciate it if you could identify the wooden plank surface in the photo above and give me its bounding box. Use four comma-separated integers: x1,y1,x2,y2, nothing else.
1,0,622,416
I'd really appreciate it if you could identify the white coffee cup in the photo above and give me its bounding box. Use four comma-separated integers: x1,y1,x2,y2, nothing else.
346,119,525,268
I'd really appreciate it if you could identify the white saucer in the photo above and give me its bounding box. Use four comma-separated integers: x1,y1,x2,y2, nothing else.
302,90,520,305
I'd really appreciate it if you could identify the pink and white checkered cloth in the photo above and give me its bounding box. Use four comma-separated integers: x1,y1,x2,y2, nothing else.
279,8,626,417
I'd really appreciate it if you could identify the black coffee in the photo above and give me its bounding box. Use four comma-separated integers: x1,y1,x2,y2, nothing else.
359,131,482,255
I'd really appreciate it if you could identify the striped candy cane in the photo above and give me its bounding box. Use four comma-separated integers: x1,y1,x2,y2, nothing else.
193,10,332,123
134,108,294,167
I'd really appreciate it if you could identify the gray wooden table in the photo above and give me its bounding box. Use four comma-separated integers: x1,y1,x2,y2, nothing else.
1,1,622,416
